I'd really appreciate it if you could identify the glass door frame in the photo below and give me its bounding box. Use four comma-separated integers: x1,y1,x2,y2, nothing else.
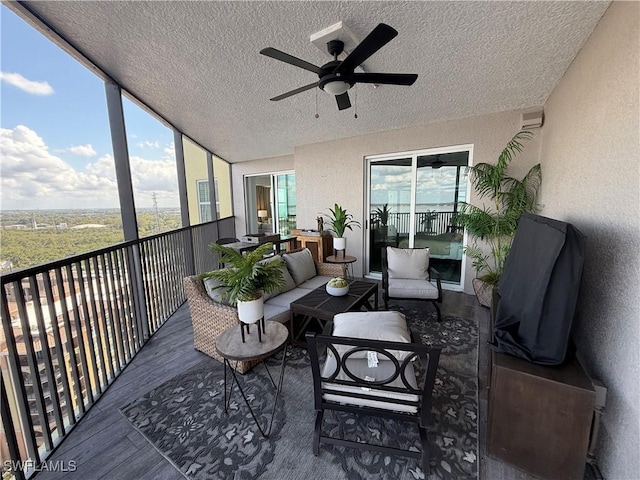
364,144,474,291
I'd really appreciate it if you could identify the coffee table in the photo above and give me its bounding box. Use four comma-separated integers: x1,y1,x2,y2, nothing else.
215,322,288,438
289,279,378,344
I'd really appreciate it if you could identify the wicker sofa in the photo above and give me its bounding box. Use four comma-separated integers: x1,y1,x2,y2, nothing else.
183,248,345,373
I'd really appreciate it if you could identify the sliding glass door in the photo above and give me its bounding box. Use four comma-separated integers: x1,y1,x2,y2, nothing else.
244,172,296,236
366,147,471,288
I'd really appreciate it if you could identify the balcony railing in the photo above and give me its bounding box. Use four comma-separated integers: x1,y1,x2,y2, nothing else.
369,211,458,236
0,217,234,479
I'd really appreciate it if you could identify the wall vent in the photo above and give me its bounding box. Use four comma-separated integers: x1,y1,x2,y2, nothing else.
521,110,544,129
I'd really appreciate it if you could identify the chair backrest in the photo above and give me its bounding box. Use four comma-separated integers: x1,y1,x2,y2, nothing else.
306,331,441,427
382,247,430,281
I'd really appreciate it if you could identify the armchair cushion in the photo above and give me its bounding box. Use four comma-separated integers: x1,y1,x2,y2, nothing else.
386,247,429,279
332,311,411,360
388,278,440,300
320,356,420,413
283,248,316,285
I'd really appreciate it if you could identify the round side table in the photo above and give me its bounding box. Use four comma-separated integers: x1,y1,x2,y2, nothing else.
215,322,288,438
325,255,357,279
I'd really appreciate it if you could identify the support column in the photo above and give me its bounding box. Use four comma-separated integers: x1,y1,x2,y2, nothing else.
174,132,196,276
105,81,138,241
105,81,149,339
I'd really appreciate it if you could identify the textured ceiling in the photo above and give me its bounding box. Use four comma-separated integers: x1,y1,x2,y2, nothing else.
23,1,609,163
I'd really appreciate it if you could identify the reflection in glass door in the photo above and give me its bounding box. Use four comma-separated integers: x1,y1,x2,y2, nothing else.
366,149,470,287
367,158,412,273
412,153,468,285
244,172,296,236
274,174,296,235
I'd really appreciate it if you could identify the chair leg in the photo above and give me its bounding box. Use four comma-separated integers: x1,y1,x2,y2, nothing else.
432,301,441,322
313,410,323,456
419,425,430,475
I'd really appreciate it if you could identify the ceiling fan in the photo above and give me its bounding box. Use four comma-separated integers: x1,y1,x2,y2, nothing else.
260,23,418,111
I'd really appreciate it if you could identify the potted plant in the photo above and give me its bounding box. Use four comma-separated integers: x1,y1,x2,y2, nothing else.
420,210,439,233
325,203,361,253
453,130,541,307
204,242,285,323
373,203,391,228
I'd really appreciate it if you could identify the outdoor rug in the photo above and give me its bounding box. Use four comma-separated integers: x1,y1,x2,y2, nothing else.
120,304,478,480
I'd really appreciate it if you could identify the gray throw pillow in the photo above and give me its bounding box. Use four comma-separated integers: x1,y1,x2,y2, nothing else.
202,274,231,305
261,255,296,300
282,248,317,285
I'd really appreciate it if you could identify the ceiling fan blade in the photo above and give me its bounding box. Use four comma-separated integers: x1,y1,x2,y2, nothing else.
260,47,323,75
335,23,398,73
270,82,318,101
352,73,418,86
335,92,351,110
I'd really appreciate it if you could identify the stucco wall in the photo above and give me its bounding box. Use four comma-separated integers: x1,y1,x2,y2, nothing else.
538,2,640,477
183,137,208,225
294,109,541,291
231,154,294,236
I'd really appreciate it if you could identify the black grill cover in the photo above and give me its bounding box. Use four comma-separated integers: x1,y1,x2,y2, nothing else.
493,213,586,365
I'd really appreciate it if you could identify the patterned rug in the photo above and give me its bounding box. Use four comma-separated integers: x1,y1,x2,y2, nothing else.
120,303,478,480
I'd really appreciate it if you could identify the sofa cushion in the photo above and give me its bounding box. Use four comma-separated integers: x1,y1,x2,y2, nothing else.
331,311,412,361
387,247,429,279
263,303,290,324
283,249,316,285
202,274,231,305
260,255,296,300
298,275,334,291
265,287,313,308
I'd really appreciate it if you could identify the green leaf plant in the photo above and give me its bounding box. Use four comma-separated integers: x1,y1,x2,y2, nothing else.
201,242,285,305
453,130,542,286
325,203,361,238
373,203,392,227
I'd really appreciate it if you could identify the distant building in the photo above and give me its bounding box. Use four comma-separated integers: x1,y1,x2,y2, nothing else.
69,224,106,229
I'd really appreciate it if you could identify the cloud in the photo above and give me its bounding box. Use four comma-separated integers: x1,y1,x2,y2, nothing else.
0,125,180,210
0,72,54,95
0,126,117,208
136,140,160,149
164,142,175,157
69,144,97,157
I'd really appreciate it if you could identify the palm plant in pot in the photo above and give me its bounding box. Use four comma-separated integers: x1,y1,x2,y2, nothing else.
373,203,391,228
325,203,361,254
204,242,285,323
453,130,541,307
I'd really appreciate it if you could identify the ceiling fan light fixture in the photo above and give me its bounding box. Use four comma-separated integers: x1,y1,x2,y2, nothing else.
322,80,351,95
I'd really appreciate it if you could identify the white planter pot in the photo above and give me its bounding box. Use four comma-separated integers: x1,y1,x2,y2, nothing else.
237,296,264,324
333,237,346,251
326,284,349,296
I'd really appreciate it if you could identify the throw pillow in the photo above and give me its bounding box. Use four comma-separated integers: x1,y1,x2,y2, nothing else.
282,248,316,285
386,247,429,280
331,311,412,361
260,255,296,300
202,274,231,305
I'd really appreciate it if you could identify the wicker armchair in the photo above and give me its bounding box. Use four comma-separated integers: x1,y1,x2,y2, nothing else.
183,256,345,374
